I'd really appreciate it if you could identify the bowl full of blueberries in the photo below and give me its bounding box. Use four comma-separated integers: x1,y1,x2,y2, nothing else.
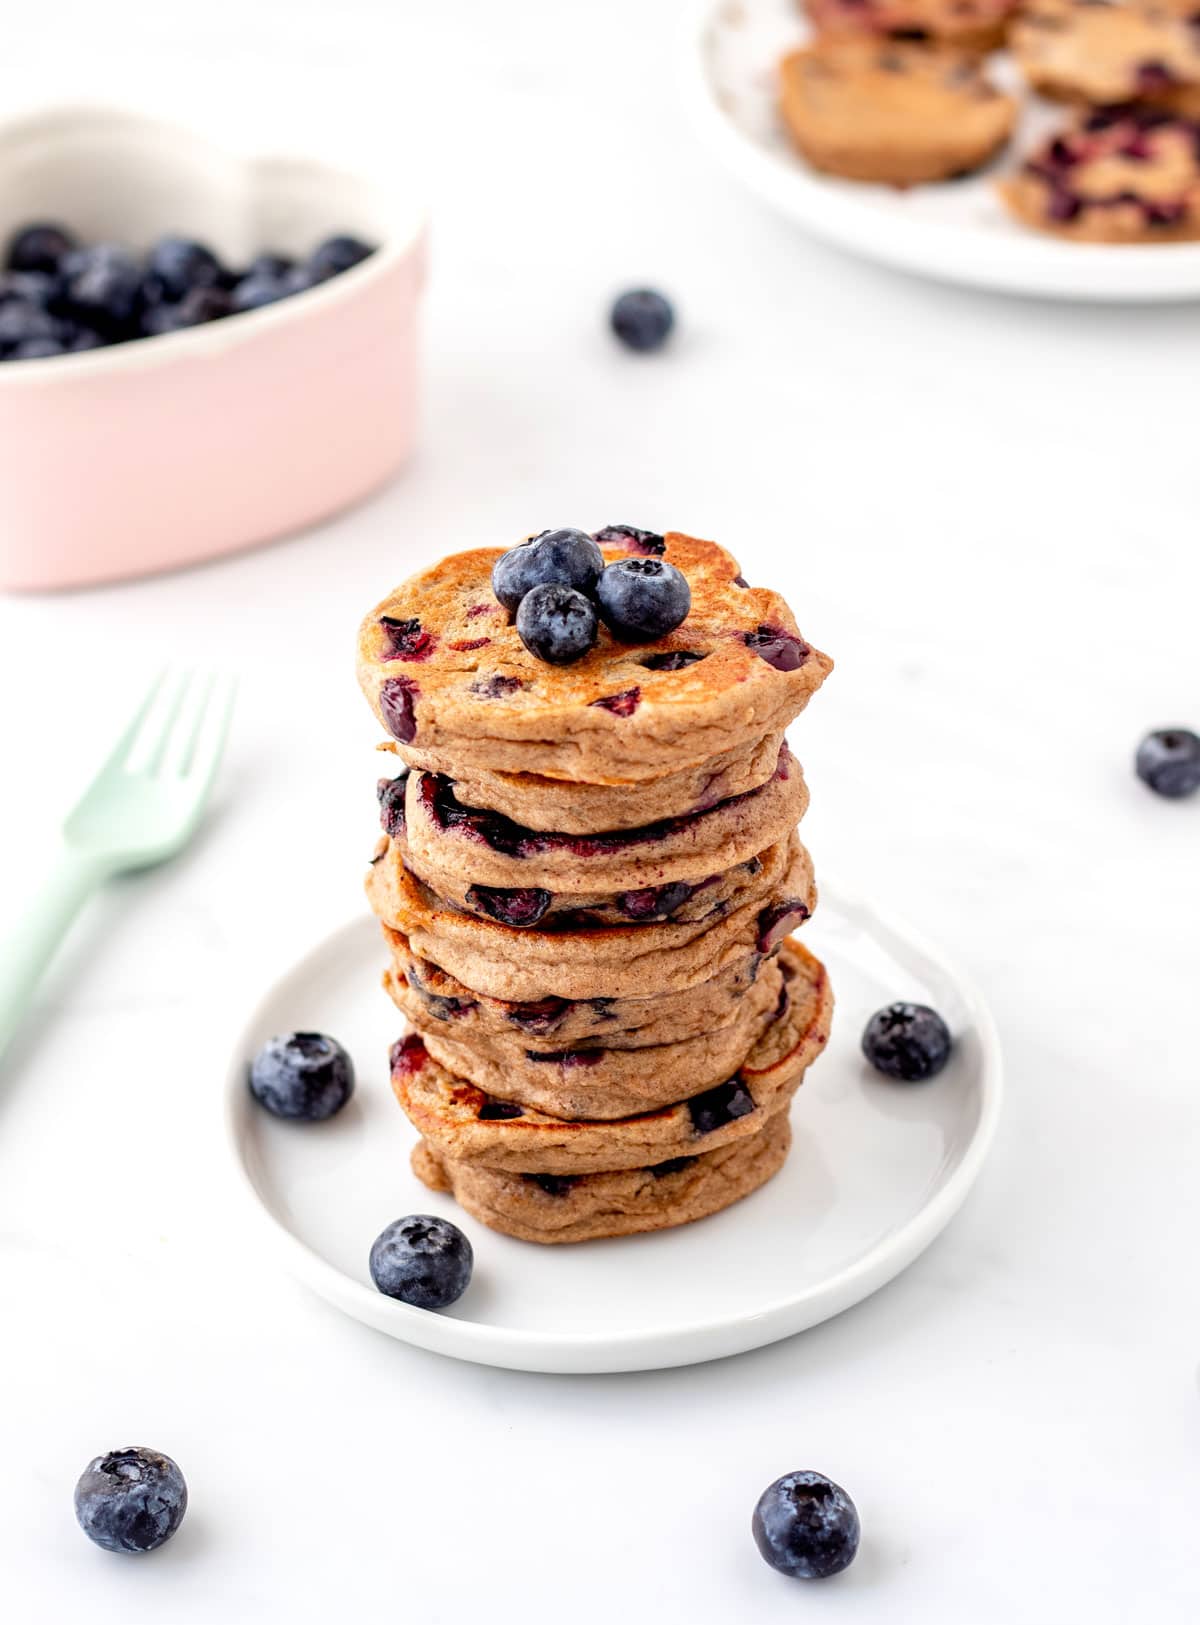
0,104,426,591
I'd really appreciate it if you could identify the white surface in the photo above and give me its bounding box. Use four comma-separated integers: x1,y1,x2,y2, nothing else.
0,0,1198,1620
227,893,1001,1373
690,0,1200,301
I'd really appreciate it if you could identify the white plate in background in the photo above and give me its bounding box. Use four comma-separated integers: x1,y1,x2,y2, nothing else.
683,0,1200,301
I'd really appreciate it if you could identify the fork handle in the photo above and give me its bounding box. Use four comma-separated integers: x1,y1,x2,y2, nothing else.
0,847,109,1065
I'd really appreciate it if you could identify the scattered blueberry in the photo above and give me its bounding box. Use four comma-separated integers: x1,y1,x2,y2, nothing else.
596,557,691,642
369,1214,473,1308
756,897,810,954
5,222,76,275
74,1447,188,1555
752,1471,860,1580
249,1031,355,1119
309,234,374,280
1135,727,1200,798
142,236,224,302
862,1003,952,1082
610,288,675,353
515,582,599,665
492,529,605,613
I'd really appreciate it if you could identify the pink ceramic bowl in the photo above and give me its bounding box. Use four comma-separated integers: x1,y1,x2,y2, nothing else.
0,106,426,591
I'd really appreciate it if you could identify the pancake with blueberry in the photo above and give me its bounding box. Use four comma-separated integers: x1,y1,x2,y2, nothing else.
381,741,806,923
356,528,832,793
412,1111,793,1244
366,830,816,1003
390,938,831,1137
382,926,780,1051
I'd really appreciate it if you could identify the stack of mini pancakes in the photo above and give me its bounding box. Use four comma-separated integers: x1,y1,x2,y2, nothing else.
357,529,835,1244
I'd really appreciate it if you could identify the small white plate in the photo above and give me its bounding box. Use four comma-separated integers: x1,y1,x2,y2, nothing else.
226,884,1001,1374
683,0,1200,302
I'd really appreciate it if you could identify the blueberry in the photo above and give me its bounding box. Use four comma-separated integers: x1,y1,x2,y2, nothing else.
515,582,598,665
141,285,232,336
595,557,691,642
0,298,60,349
142,236,224,303
249,1031,355,1119
492,528,605,612
610,287,675,352
752,1471,860,1580
66,326,106,352
308,234,374,281
1135,727,1200,798
744,626,809,672
8,336,66,359
377,772,409,837
862,1002,952,1082
464,883,553,927
74,1447,187,1555
369,1214,473,1308
687,1077,755,1134
6,222,76,275
246,251,293,280
0,269,59,307
230,265,311,312
60,244,141,335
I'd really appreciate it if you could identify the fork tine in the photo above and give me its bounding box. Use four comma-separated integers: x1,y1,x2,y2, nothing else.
104,668,172,774
144,669,197,776
180,674,237,790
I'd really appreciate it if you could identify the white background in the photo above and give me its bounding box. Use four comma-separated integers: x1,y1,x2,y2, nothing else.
2,2,1199,1620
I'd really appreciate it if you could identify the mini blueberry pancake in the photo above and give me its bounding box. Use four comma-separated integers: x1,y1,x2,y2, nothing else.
412,1111,792,1244
356,531,832,785
1000,109,1200,240
803,0,1018,53
391,729,787,836
366,833,816,1002
382,925,779,1050
391,953,791,1121
390,839,783,931
391,744,805,908
779,40,1017,186
1010,0,1200,111
391,939,831,1140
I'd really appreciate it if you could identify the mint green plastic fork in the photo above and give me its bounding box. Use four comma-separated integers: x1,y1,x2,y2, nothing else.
0,670,236,1064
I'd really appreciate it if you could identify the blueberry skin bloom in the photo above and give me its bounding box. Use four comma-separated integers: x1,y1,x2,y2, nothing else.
752,1471,860,1580
515,583,599,665
610,288,675,352
596,557,691,641
249,1031,355,1120
1135,727,1200,799
862,1002,952,1082
74,1447,187,1555
370,1215,474,1309
492,529,604,612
